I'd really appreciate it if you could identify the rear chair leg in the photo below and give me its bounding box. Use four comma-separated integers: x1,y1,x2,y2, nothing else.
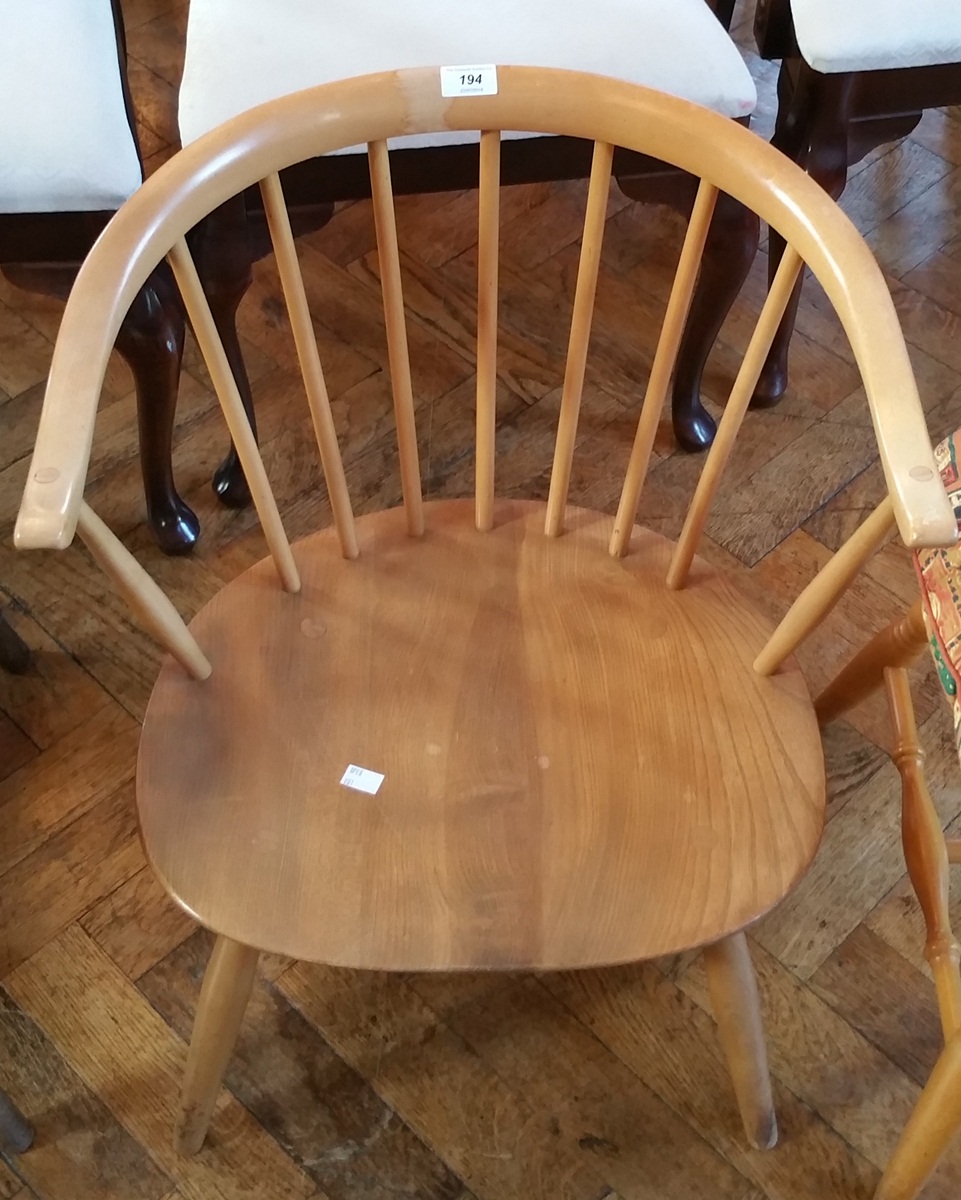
702,931,778,1150
176,934,259,1155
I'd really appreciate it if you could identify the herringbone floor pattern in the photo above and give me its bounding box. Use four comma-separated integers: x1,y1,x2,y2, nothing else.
2,3,961,1197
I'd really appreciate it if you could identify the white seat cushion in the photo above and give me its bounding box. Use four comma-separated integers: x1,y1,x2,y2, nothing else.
792,0,961,74
0,2,142,214
179,0,756,150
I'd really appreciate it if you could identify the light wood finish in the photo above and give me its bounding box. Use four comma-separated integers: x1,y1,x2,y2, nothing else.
815,602,928,726
167,239,301,593
702,932,778,1151
368,139,424,539
14,67,953,554
137,500,823,970
884,668,961,1042
8,16,961,1195
754,497,898,676
475,130,501,533
260,172,358,560
545,141,614,537
949,841,961,866
609,178,719,558
76,503,211,681
176,935,259,1156
667,246,803,589
876,1032,961,1200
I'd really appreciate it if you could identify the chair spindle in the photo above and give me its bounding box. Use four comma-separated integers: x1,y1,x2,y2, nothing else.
610,179,719,557
76,502,211,680
754,497,897,676
545,140,614,537
475,130,501,532
167,238,301,593
667,245,804,590
260,172,359,559
368,139,425,537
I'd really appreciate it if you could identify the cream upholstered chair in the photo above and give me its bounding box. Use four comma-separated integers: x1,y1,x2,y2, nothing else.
0,0,198,551
14,65,955,1161
751,0,961,407
178,0,759,505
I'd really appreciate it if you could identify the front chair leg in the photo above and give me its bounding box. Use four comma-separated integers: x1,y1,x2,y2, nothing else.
176,934,259,1156
116,266,200,555
702,931,778,1150
876,1031,961,1200
671,192,760,451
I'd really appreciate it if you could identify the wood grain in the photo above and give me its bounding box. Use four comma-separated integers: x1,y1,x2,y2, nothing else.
3,5,961,1193
138,499,823,970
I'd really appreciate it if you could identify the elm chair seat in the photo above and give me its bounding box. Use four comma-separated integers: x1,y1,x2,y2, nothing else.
790,0,961,74
179,0,757,146
0,2,141,212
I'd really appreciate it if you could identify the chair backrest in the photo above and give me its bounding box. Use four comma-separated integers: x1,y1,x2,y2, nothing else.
13,66,956,682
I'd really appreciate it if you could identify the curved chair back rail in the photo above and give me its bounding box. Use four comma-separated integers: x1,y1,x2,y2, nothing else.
13,65,957,685
15,66,953,553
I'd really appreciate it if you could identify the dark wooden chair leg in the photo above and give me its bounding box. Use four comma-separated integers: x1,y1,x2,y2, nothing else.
753,66,855,407
115,266,200,554
0,1089,33,1153
190,195,339,509
0,611,30,675
671,191,761,449
190,196,258,510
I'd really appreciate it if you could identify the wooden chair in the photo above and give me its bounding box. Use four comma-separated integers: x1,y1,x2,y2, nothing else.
816,428,961,1200
0,0,197,553
13,65,954,1160
178,0,759,506
751,0,961,407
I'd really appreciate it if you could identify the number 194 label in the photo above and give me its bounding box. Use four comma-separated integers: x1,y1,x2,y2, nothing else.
440,64,498,98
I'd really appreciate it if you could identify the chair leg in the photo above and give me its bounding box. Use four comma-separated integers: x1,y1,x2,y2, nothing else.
876,1032,961,1200
0,1089,33,1154
702,931,778,1150
116,266,200,555
671,192,761,451
753,65,854,407
189,195,258,510
176,935,259,1156
815,601,928,727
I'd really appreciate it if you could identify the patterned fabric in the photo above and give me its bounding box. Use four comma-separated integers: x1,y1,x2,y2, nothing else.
915,429,961,760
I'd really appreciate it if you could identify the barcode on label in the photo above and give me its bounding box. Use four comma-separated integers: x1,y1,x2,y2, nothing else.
440,64,498,98
340,764,385,795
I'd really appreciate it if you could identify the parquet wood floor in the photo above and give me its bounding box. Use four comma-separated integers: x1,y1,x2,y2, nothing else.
3,2,961,1196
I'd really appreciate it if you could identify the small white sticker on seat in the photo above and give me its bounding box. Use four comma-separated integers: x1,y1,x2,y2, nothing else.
340,764,385,795
440,65,498,97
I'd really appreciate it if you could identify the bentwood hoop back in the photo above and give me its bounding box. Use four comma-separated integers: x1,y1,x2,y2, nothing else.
14,67,956,1160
